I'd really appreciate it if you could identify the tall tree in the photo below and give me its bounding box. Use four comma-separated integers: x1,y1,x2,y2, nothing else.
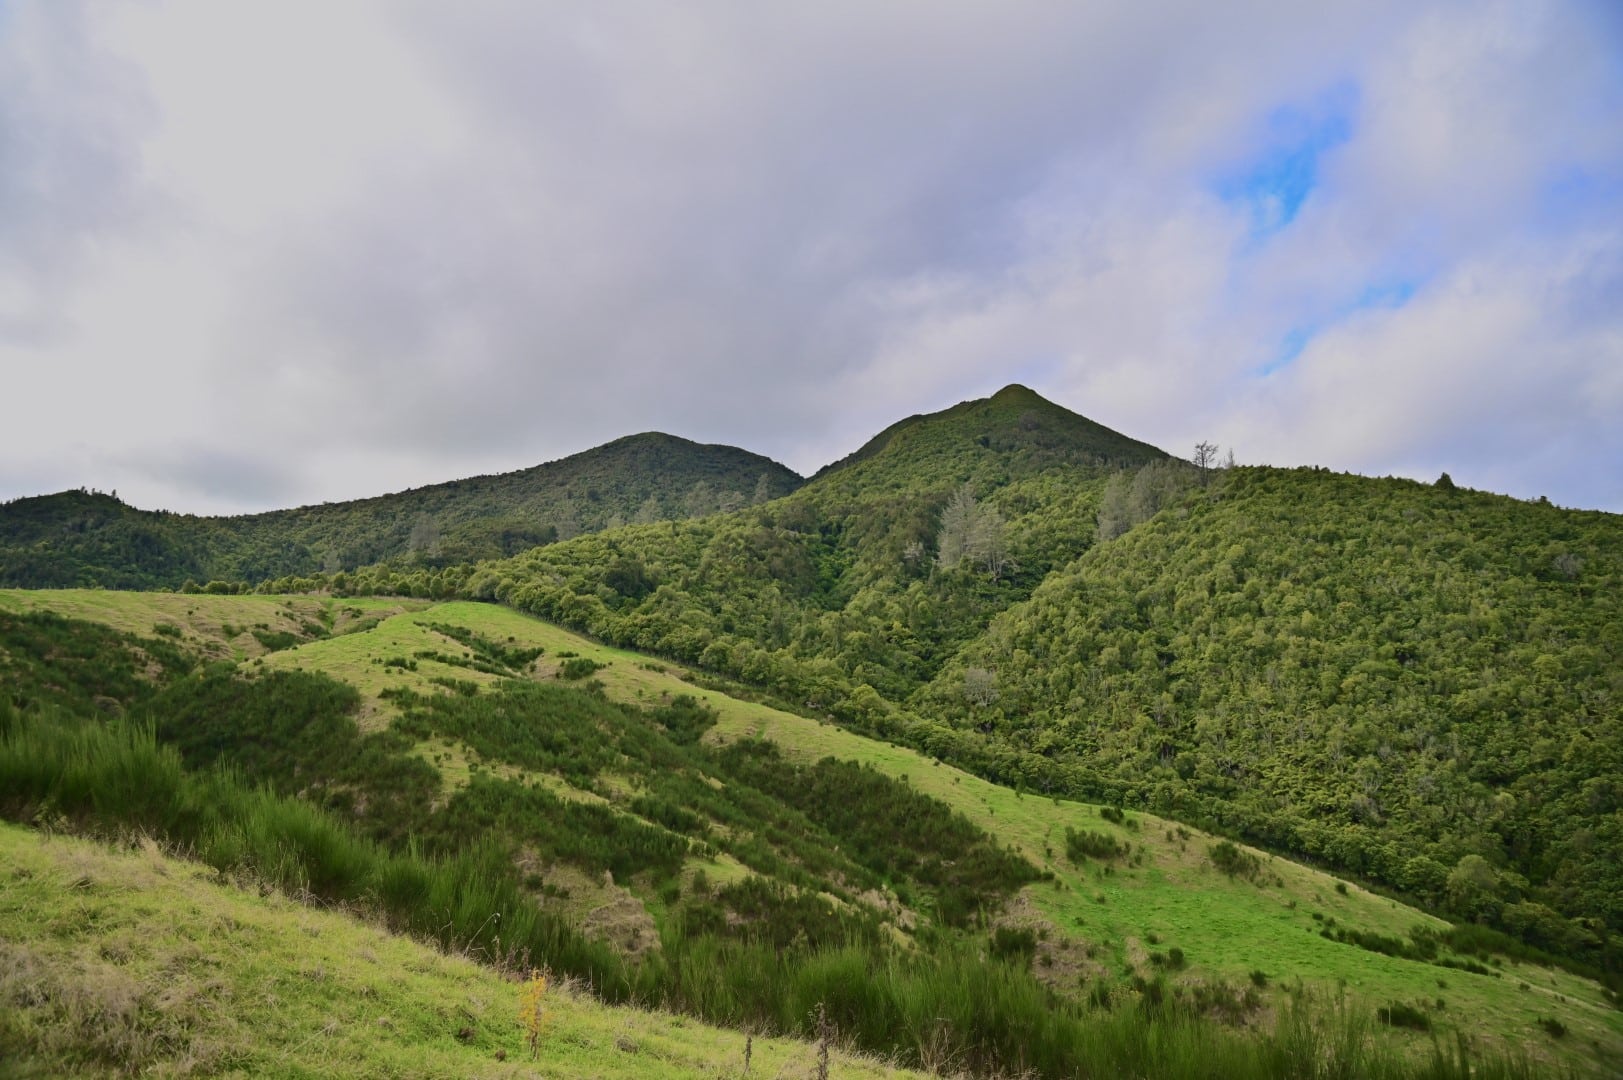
936,485,979,571
1192,441,1219,486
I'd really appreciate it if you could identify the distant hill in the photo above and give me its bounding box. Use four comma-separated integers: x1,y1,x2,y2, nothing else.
0,432,801,589
810,382,1165,487
410,385,1169,708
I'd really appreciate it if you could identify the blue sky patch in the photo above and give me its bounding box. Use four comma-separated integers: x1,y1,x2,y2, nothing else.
1257,276,1421,378
1216,84,1358,239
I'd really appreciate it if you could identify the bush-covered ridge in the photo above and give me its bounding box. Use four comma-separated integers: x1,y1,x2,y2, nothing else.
917,467,1622,954
0,432,800,588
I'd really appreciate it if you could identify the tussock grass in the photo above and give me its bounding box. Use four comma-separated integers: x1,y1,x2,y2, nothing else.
0,822,919,1079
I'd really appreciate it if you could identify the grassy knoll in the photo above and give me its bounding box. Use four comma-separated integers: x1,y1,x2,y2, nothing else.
0,822,916,1079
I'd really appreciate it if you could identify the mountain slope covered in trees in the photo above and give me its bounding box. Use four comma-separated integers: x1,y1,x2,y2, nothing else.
915,466,1622,960
276,388,1622,983
0,433,800,589
397,385,1172,713
10,382,1619,999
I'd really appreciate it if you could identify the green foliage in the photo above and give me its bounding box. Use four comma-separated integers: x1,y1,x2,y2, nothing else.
0,604,1604,1080
442,386,1164,720
558,656,605,680
1377,1001,1432,1031
716,740,1042,925
0,610,191,716
1066,827,1131,863
919,466,1622,964
0,707,632,998
0,435,800,588
1210,841,1262,881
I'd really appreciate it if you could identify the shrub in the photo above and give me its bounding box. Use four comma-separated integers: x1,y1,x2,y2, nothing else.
1066,828,1130,864
1377,1001,1431,1031
558,657,605,680
1208,840,1261,881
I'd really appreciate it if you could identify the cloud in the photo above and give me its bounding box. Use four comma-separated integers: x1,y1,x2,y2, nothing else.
0,0,1618,513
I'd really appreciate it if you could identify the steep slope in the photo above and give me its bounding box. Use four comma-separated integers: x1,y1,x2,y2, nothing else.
412,385,1169,712
0,433,801,589
916,467,1623,959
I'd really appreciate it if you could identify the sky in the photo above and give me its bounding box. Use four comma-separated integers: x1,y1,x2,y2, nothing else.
1,0,1620,515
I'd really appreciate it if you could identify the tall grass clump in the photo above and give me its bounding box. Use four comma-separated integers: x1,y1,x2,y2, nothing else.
0,707,631,1000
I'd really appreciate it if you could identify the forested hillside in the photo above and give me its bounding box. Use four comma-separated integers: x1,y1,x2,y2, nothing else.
260,390,1622,984
13,383,1619,996
916,466,1623,954
0,433,799,589
280,385,1170,717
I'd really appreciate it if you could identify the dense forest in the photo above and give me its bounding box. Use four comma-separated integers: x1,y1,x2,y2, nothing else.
0,433,799,589
918,467,1622,959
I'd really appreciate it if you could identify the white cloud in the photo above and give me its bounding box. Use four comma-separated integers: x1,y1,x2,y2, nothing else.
0,0,1617,512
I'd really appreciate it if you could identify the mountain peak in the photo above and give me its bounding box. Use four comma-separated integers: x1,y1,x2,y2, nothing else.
989,382,1040,401
809,385,1167,486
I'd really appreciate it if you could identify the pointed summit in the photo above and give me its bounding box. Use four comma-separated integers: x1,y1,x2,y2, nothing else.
809,385,1166,489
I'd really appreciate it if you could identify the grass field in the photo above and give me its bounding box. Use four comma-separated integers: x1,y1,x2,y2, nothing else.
0,822,921,1079
5,589,1620,1074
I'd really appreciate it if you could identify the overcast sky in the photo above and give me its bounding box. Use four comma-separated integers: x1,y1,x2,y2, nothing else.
2,0,1620,515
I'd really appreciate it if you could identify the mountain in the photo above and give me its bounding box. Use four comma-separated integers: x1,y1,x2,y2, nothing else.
0,432,801,589
301,387,1622,981
368,385,1171,709
5,382,1619,1023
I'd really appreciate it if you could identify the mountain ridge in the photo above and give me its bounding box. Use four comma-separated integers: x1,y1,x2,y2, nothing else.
0,431,801,589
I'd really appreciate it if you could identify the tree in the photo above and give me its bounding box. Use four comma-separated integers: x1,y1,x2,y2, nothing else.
963,667,1000,707
633,495,662,525
1097,473,1132,542
971,503,1009,579
936,485,978,571
752,473,775,505
683,481,715,519
408,513,440,554
1192,441,1219,487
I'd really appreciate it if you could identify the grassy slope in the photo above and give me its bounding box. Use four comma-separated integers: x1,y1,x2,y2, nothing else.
0,590,425,663
5,589,1619,1073
0,823,917,1080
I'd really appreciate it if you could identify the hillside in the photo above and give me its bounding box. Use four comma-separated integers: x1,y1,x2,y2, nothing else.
0,822,917,1079
306,385,1169,713
3,590,1619,1077
912,466,1623,958
268,392,1623,983
0,432,800,589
